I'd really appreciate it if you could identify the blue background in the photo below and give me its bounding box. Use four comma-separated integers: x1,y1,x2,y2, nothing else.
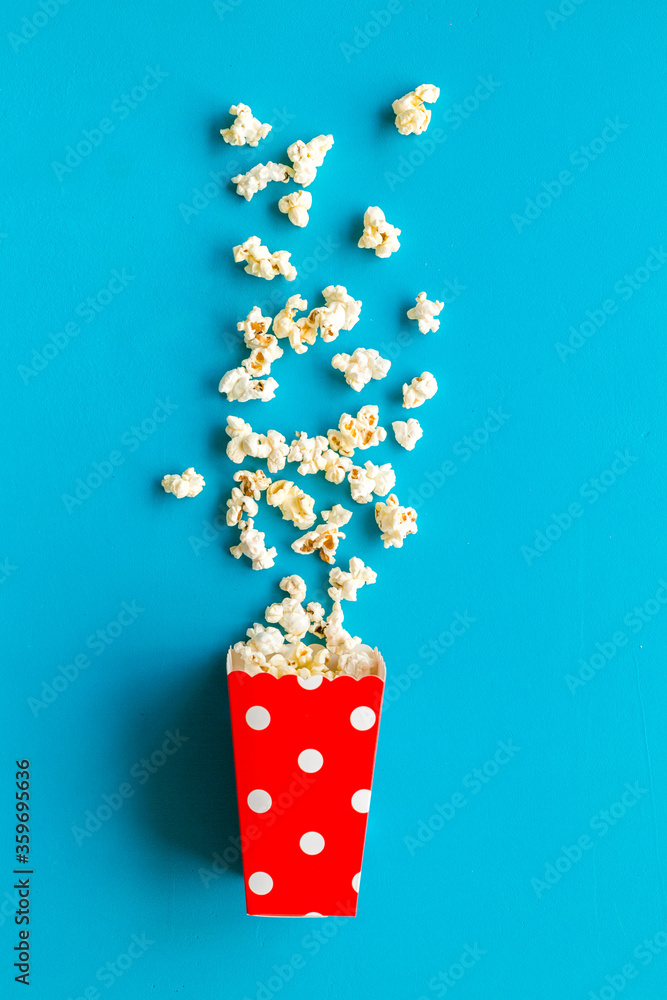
2,0,667,997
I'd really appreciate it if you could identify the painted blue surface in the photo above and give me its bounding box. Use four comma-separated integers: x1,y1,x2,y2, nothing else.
2,0,666,996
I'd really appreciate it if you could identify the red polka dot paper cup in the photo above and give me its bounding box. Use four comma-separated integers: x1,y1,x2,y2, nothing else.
226,648,385,917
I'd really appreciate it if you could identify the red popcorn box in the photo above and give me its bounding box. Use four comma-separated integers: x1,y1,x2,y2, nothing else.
226,648,385,917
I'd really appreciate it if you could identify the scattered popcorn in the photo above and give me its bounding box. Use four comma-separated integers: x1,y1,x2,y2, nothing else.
233,469,272,499
331,347,390,391
226,486,258,526
272,295,316,354
407,291,444,334
287,432,329,475
291,504,352,564
279,574,308,603
392,418,423,450
286,134,334,186
161,467,205,498
375,493,418,548
266,480,317,529
358,206,401,258
265,597,311,643
328,557,377,602
237,306,272,347
233,236,297,281
327,405,386,456
278,189,312,227
230,518,277,570
218,367,278,402
402,371,438,409
319,448,353,485
348,461,396,504
220,103,272,147
232,161,293,201
319,285,362,342
392,84,440,135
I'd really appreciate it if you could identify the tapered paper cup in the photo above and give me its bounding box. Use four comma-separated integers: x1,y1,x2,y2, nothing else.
227,647,385,917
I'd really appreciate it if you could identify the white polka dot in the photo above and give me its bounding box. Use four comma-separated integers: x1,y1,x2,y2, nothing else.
350,706,376,731
351,789,371,813
247,789,272,813
298,749,323,773
248,871,273,895
352,872,360,893
305,911,324,917
298,674,323,689
246,705,270,730
299,831,325,855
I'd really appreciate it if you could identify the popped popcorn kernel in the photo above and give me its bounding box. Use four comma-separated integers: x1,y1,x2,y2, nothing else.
286,134,334,187
279,574,308,603
287,432,329,476
218,366,278,402
278,189,312,227
226,486,258,526
220,103,272,147
291,504,353,564
402,371,438,409
233,236,297,281
328,556,377,602
348,460,396,504
233,468,272,499
265,479,317,529
358,206,401,258
327,405,386,457
319,448,353,485
407,291,444,334
272,295,315,354
375,493,418,548
319,285,362,342
265,597,311,642
237,306,272,347
161,467,205,498
232,161,293,201
392,418,423,450
331,347,391,391
230,518,277,570
392,84,440,135
225,416,269,463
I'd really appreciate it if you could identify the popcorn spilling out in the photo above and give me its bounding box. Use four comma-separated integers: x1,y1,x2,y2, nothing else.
225,417,288,472
220,103,272,147
265,597,311,643
233,236,297,281
358,206,401,258
328,557,377,602
348,461,396,504
328,405,386,457
402,371,438,409
266,480,317,529
232,161,293,201
287,432,329,475
407,292,444,334
375,494,418,548
392,418,423,450
392,84,440,135
291,504,352,564
331,347,391,391
286,134,334,186
278,189,312,227
230,518,276,570
161,467,205,498
218,367,278,402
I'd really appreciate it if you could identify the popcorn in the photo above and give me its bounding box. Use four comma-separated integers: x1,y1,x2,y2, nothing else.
306,602,326,639
327,405,386,456
230,518,277,569
279,574,308,603
272,295,316,354
407,291,444,334
328,556,377,602
220,103,272,146
241,337,283,377
161,467,205,498
319,285,362,342
233,469,272,499
291,504,353,564
324,601,361,655
266,480,317,529
319,448,353,485
237,306,272,347
331,347,390,391
218,367,278,402
287,432,329,475
225,416,269,463
232,161,293,201
358,206,401,258
348,460,396,504
233,236,297,281
244,624,285,657
392,84,440,135
265,429,289,473
392,418,423,450
286,134,334,186
375,493,418,548
278,189,312,227
226,486,258,526
402,371,438,408
265,597,311,642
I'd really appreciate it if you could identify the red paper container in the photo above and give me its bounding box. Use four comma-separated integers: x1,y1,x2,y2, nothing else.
227,647,385,917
